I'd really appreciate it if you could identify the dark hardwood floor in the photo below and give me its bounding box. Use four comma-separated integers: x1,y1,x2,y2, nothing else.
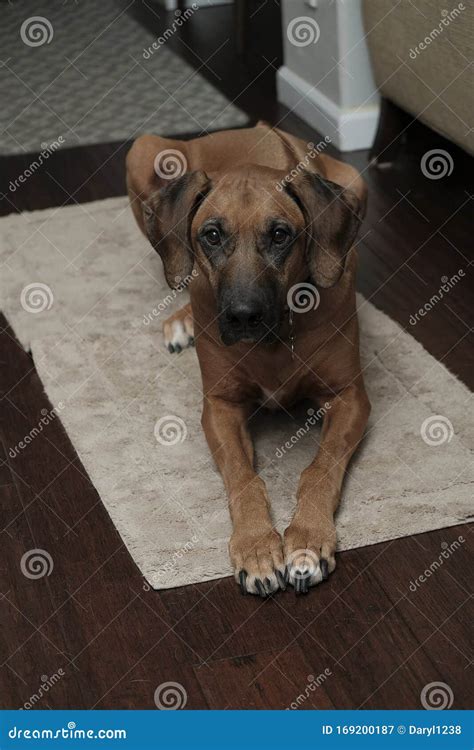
0,2,472,710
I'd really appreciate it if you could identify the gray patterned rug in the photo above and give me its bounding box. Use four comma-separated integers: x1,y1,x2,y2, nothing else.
0,0,247,155
0,197,472,590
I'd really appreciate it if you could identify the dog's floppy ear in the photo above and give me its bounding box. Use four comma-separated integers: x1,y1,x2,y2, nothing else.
143,170,210,289
286,171,363,288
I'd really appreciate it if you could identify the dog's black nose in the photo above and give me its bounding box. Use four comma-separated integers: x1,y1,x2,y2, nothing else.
226,301,264,330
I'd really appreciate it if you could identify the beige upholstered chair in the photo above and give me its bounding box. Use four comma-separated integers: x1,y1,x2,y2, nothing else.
363,0,473,156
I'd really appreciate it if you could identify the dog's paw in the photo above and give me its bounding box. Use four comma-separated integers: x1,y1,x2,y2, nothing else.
283,521,337,594
230,528,286,597
163,307,194,354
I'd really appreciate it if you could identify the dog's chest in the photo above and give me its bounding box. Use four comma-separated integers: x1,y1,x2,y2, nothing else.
258,385,292,411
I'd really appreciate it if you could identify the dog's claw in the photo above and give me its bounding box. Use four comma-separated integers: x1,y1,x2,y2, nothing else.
294,572,301,594
239,570,247,595
189,337,195,347
174,344,182,354
255,579,267,598
295,571,310,595
320,559,329,580
276,570,286,591
264,577,275,595
167,344,175,353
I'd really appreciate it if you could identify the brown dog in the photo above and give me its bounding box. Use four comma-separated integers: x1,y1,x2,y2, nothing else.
126,122,370,596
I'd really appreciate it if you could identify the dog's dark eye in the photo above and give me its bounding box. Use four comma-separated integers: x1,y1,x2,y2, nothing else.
272,228,289,244
204,228,221,246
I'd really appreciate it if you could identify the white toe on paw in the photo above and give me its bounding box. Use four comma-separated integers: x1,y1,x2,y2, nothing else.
235,568,286,596
247,572,280,596
164,320,194,352
284,547,333,593
288,564,322,588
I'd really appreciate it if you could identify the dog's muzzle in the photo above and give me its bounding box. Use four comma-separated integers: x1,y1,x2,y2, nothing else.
218,288,279,345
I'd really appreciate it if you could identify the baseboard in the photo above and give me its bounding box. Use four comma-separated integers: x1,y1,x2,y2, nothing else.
277,66,379,152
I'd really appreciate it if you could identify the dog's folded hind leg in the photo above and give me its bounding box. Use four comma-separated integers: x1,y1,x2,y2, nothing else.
163,302,194,353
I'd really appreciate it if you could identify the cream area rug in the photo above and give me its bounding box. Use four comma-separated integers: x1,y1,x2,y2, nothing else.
0,198,472,589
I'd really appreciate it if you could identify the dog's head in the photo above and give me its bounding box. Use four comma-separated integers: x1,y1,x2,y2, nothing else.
142,165,363,345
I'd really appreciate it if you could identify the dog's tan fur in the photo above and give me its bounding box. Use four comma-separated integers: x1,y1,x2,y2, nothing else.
126,123,370,595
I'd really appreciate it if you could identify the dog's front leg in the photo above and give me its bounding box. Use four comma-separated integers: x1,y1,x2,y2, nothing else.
284,380,370,593
202,396,285,596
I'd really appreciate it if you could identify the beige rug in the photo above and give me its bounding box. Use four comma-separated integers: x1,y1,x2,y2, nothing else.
1,198,472,589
